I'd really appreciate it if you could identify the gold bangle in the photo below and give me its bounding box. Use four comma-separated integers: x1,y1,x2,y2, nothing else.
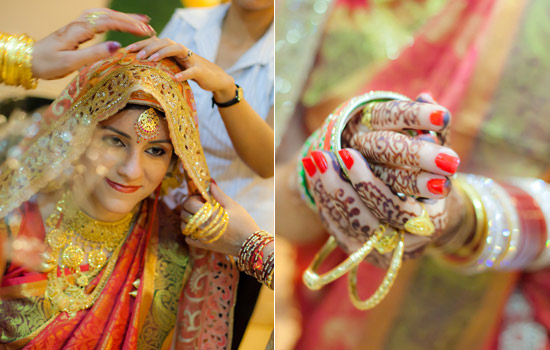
437,178,488,266
182,202,214,236
303,229,381,291
192,202,223,239
0,33,37,89
348,230,404,310
201,210,229,244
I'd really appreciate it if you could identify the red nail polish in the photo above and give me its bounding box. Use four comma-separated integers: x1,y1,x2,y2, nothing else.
427,179,447,195
338,150,354,170
429,110,445,126
435,153,460,174
311,151,328,173
302,157,316,177
211,179,217,185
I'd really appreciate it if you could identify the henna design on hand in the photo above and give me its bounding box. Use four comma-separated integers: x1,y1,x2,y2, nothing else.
371,100,421,129
332,188,371,242
371,164,420,196
342,110,368,149
350,131,423,168
354,180,417,226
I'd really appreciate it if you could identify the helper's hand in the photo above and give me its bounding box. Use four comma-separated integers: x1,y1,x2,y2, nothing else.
32,8,155,80
181,183,261,257
126,37,236,103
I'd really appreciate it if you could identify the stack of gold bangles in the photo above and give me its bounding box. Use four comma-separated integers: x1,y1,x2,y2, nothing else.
181,200,229,244
0,33,37,89
434,174,549,272
238,230,274,289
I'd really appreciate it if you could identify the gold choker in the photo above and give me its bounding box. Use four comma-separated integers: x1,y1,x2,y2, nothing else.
43,191,135,317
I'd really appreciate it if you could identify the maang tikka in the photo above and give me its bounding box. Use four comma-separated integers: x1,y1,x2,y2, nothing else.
134,108,160,143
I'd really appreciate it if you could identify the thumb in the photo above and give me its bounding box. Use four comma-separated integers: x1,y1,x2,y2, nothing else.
66,41,121,70
210,183,232,207
175,66,198,82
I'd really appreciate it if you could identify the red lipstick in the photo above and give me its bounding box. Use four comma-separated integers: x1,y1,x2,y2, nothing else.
105,178,140,193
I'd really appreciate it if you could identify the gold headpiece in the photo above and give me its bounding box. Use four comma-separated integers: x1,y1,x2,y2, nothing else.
134,108,160,143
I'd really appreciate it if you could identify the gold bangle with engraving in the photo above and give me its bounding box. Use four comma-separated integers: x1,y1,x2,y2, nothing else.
348,230,404,310
303,229,382,291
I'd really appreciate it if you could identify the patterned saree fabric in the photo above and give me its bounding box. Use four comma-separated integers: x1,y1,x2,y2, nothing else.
0,52,239,349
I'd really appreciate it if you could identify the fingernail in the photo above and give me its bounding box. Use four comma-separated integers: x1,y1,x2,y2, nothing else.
302,157,316,177
211,179,217,185
147,25,156,35
435,153,460,174
427,178,449,195
338,150,354,170
138,14,151,21
137,50,146,59
429,110,445,126
311,151,328,174
107,41,121,53
127,44,136,51
175,73,184,81
149,53,159,61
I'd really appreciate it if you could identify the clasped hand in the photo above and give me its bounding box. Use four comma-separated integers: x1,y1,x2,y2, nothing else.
303,93,460,267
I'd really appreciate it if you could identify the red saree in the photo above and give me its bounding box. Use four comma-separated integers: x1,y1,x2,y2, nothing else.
0,197,239,349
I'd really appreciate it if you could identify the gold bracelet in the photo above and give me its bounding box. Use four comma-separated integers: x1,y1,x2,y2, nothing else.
0,33,37,89
348,230,404,310
435,178,488,266
182,202,214,236
200,210,229,244
192,203,224,240
303,229,382,291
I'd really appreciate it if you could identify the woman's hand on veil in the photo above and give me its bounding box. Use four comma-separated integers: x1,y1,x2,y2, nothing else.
32,8,155,80
302,93,460,267
126,37,236,102
180,183,262,257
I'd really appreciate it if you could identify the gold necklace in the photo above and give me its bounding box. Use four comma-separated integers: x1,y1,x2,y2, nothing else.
43,191,135,317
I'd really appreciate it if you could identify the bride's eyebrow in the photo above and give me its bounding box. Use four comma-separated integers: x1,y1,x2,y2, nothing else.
101,125,132,140
149,140,172,145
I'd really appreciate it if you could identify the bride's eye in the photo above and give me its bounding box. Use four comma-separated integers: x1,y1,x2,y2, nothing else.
146,146,167,157
103,135,125,147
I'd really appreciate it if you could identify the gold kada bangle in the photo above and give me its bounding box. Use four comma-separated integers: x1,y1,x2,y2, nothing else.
436,178,487,266
348,230,405,310
0,33,37,89
303,230,381,291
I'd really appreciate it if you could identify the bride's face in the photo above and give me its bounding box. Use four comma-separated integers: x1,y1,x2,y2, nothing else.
74,106,173,221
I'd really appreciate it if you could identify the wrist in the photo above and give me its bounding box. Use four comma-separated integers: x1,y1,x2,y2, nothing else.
212,78,236,103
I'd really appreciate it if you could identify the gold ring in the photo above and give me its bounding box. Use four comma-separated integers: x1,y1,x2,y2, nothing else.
303,229,382,291
361,102,375,130
85,11,106,28
183,49,193,62
348,230,404,310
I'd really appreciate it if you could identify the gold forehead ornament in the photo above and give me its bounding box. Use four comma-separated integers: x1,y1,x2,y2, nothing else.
134,108,160,143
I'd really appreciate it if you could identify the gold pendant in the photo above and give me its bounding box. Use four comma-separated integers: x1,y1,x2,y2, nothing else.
46,228,67,249
88,249,107,270
62,245,84,269
404,205,435,236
